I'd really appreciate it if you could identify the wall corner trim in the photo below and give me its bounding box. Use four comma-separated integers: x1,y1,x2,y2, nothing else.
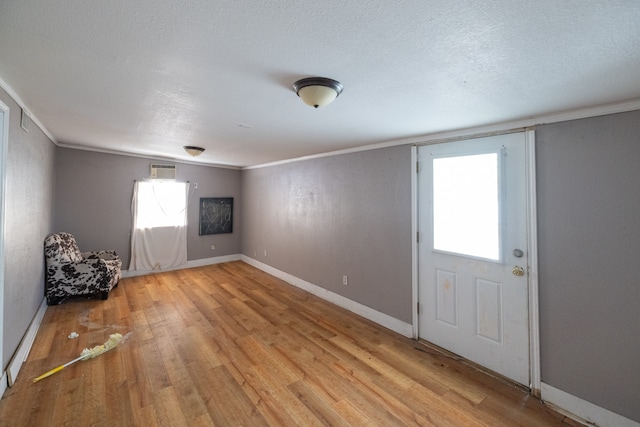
541,382,639,427
6,298,48,389
240,255,414,338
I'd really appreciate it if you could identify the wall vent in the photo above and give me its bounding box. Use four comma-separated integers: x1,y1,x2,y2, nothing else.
20,109,31,132
150,164,176,180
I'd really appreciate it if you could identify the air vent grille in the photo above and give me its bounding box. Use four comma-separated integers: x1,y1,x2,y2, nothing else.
150,164,176,180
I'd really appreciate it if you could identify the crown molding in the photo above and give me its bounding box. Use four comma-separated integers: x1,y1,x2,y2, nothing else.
0,77,57,144
245,99,640,170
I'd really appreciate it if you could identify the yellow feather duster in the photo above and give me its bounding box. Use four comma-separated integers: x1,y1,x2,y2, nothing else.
33,333,123,383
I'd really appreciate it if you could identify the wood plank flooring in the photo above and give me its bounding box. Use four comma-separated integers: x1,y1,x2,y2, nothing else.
0,261,580,426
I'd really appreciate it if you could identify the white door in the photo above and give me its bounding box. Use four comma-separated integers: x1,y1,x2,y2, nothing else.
418,132,529,386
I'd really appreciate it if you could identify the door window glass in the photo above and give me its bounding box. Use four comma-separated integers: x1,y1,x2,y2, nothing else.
432,152,501,260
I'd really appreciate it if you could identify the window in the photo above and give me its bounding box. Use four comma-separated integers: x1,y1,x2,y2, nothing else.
134,181,188,229
129,180,190,271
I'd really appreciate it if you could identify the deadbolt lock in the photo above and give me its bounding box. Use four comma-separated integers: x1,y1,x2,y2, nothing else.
512,266,525,276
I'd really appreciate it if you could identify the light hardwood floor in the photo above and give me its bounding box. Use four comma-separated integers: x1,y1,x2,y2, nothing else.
0,261,580,426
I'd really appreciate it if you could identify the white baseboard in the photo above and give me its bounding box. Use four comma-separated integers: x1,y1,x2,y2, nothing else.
0,372,7,398
240,255,413,338
121,254,242,278
124,254,413,337
6,297,48,388
541,382,639,427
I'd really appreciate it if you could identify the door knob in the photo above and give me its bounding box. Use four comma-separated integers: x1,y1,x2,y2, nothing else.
512,266,525,276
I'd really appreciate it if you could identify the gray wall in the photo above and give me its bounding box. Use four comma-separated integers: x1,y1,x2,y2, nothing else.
55,149,241,268
1,88,56,367
240,145,413,323
537,110,640,422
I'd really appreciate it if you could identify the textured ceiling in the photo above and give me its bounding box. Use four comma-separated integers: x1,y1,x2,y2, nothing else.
0,1,639,167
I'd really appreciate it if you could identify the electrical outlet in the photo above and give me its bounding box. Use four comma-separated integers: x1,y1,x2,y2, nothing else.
211,244,215,250
343,275,348,286
264,249,267,257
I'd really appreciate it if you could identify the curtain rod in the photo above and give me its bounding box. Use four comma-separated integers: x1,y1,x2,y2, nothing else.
133,180,191,183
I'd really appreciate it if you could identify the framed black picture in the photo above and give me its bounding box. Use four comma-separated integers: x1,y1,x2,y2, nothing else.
199,197,233,235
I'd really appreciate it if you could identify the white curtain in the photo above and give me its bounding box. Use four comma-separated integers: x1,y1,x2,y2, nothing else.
129,181,190,271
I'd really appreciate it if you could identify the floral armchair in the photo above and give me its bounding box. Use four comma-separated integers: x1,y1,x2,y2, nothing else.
44,232,122,305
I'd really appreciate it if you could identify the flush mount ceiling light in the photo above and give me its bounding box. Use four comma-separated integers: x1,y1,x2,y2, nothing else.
293,77,343,108
184,146,205,157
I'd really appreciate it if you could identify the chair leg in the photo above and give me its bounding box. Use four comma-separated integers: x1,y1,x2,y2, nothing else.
46,295,63,305
100,291,109,300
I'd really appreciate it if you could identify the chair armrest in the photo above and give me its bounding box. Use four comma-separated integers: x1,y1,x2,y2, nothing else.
83,250,120,261
53,258,106,269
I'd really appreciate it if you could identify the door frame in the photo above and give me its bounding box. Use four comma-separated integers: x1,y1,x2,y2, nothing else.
411,128,540,395
0,100,9,396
